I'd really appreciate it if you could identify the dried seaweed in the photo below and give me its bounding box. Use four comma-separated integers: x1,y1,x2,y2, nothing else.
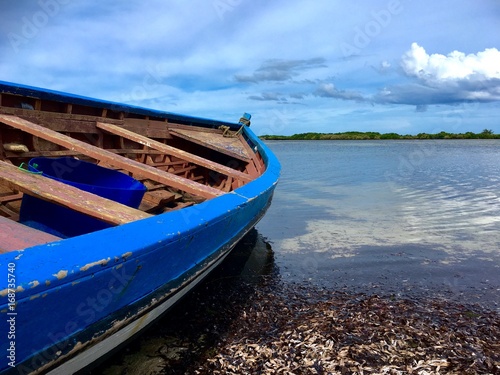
198,283,500,375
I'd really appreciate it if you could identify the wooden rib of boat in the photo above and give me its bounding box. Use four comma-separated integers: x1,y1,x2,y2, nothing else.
0,81,280,374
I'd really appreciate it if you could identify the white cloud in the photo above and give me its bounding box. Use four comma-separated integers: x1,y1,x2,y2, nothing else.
402,43,500,81
374,43,500,109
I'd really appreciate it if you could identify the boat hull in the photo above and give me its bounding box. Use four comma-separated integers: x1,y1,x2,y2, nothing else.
0,123,280,374
48,241,235,375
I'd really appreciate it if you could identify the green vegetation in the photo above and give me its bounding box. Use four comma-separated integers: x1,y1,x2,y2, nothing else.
260,129,499,140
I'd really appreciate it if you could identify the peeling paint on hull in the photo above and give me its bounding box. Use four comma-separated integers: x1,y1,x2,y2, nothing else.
46,241,237,375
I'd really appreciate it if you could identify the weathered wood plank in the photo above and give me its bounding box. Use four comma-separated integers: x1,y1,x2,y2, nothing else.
0,160,151,225
167,122,222,133
5,148,166,159
0,192,22,203
143,190,178,206
0,205,19,221
169,128,252,162
245,158,259,178
146,160,185,168
139,190,180,213
168,201,195,211
0,107,123,132
236,134,261,176
97,122,252,183
123,118,173,139
170,165,197,175
0,216,61,253
0,115,222,199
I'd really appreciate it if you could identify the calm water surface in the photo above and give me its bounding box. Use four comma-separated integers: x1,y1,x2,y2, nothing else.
257,140,500,309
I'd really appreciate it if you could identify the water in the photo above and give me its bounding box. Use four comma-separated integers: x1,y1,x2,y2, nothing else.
256,140,500,308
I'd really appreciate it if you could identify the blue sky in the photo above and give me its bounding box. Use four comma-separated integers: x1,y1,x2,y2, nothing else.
1,0,499,135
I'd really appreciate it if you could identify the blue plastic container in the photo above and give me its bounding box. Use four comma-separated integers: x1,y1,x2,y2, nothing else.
20,157,147,238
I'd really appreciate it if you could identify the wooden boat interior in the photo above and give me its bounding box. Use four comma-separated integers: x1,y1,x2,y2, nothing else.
0,90,265,250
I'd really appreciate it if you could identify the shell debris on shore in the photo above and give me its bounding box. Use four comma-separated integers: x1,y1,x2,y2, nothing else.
96,272,499,375
197,282,499,375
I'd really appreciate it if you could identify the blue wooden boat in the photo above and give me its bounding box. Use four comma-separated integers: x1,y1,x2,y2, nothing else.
0,81,280,374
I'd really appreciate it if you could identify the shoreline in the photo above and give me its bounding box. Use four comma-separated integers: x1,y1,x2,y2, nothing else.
201,280,500,374
94,276,500,375
93,232,500,374
260,131,499,140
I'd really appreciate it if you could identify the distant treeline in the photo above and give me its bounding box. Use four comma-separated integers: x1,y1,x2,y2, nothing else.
260,129,499,140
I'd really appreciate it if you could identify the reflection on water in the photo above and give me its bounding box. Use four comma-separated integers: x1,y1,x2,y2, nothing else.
257,140,500,310
91,229,276,374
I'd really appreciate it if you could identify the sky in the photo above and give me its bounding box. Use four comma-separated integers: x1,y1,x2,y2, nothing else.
1,0,499,136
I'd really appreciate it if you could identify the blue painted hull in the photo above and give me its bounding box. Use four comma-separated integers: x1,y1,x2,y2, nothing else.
0,83,280,374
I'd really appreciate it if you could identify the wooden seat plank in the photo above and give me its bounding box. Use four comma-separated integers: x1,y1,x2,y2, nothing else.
4,148,166,159
96,122,252,183
0,216,61,253
169,128,252,162
139,190,180,213
0,160,151,226
0,115,222,199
